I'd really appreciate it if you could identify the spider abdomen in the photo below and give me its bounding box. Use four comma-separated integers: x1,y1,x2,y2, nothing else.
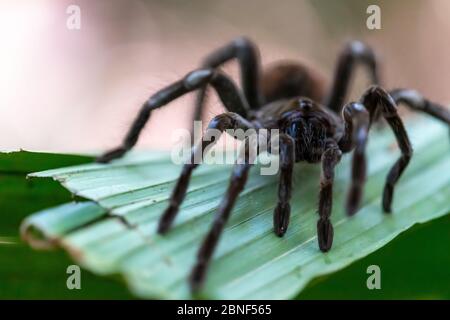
261,61,328,104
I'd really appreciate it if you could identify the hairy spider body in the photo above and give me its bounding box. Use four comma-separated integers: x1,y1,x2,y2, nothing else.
97,37,450,293
255,98,341,162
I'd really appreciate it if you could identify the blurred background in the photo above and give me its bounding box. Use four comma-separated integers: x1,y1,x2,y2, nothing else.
1,0,450,152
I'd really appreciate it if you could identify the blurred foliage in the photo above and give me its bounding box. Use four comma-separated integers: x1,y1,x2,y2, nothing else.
0,151,133,299
299,215,450,299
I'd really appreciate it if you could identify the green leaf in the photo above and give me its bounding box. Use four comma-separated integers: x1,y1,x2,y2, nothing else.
21,118,450,299
0,151,134,299
0,150,93,237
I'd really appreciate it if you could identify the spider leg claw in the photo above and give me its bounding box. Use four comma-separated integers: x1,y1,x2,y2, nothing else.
345,206,358,217
157,205,179,234
345,185,363,216
96,147,127,163
382,185,393,214
189,262,207,293
317,219,334,252
345,199,359,217
274,202,290,237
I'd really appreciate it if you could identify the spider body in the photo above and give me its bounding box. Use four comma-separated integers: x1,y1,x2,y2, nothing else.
260,62,327,104
97,37,450,293
255,97,341,163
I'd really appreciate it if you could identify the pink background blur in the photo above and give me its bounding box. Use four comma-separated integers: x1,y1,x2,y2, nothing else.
1,0,449,152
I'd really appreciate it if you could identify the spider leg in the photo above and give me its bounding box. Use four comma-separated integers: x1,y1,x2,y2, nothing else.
338,102,370,216
317,141,342,252
96,69,249,163
360,86,414,213
193,37,262,128
157,113,254,234
273,134,295,236
324,41,380,114
389,89,450,125
190,137,258,293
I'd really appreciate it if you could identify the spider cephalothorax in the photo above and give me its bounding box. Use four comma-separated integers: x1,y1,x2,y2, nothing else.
278,98,339,163
97,37,450,293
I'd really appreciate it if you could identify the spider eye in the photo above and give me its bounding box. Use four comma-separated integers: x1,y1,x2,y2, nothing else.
299,99,313,111
286,122,299,138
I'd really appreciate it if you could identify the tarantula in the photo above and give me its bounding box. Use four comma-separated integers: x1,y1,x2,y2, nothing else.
97,37,450,292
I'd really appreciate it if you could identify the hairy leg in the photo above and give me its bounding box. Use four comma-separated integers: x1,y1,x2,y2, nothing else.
317,141,342,252
193,37,262,128
324,41,380,114
273,133,295,236
157,113,254,234
360,86,413,212
190,138,258,292
96,69,249,163
389,89,450,125
338,102,370,215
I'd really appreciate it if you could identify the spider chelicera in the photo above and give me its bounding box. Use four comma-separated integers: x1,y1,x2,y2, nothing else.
97,37,450,292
